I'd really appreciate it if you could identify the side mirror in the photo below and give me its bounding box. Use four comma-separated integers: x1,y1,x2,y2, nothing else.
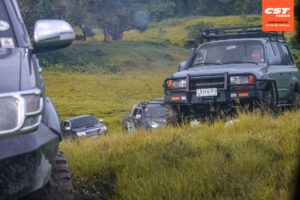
135,114,142,120
178,61,187,71
99,119,104,123
33,20,75,53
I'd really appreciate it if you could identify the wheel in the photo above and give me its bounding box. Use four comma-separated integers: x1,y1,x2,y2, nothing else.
127,121,136,132
257,89,277,114
291,91,300,111
166,104,180,126
23,150,74,200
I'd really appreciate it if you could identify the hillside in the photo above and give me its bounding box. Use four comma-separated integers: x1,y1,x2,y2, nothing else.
43,41,189,131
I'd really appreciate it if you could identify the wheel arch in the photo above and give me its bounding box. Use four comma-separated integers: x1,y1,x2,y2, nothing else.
288,77,300,102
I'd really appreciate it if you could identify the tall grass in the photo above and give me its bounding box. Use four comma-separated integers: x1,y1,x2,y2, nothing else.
61,111,300,200
46,15,300,199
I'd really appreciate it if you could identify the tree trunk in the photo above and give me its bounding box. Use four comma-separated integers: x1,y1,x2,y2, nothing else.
79,24,87,41
103,28,111,42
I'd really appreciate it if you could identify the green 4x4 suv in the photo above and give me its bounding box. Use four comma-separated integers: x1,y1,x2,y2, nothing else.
163,26,300,125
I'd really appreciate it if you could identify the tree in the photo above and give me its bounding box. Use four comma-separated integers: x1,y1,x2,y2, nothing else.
89,0,133,42
64,0,92,40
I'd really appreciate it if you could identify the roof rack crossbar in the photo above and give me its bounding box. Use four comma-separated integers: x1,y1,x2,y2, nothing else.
194,25,285,45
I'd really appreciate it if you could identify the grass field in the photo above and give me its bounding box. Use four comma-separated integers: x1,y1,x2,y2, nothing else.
43,41,189,131
42,15,300,199
60,111,300,200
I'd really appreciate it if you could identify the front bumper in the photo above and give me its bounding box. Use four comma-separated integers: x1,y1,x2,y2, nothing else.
164,87,262,105
0,123,60,200
164,73,276,106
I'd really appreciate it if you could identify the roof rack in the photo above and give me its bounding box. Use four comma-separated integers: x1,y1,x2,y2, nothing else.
188,25,285,46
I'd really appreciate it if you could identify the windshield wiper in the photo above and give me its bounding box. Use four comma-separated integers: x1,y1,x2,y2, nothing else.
86,124,95,128
223,61,258,65
191,62,222,67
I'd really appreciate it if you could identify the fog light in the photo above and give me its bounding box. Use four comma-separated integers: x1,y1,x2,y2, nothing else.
171,97,180,101
231,93,237,98
238,93,249,97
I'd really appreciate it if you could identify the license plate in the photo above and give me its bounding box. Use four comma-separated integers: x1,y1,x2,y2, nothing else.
196,88,217,97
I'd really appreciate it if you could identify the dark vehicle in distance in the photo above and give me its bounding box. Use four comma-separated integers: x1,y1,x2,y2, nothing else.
61,115,108,139
163,26,300,125
122,98,166,132
0,0,75,199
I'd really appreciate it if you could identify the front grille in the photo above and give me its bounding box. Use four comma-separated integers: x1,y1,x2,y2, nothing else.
0,97,24,132
189,74,227,90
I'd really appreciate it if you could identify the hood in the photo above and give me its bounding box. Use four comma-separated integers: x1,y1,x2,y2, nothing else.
72,123,102,132
172,63,268,78
0,48,22,93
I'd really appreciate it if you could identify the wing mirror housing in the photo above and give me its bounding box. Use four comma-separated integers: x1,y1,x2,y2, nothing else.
99,119,104,123
33,20,75,53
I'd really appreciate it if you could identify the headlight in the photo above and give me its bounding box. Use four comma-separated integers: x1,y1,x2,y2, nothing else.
77,132,87,137
230,75,254,85
168,79,187,88
101,126,107,133
0,96,25,133
0,89,43,136
151,121,159,128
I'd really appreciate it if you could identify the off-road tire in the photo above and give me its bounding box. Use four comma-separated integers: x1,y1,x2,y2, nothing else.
291,91,300,111
23,150,74,200
257,89,277,114
166,104,180,126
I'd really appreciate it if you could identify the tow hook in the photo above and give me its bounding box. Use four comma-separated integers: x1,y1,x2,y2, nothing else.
209,104,215,112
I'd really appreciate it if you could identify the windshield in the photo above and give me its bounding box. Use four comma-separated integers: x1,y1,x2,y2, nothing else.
145,105,166,119
71,116,98,129
0,1,17,49
192,41,265,67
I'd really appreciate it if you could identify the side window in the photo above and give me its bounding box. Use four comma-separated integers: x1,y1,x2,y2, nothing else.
132,108,138,117
266,42,282,65
279,43,293,65
137,109,142,115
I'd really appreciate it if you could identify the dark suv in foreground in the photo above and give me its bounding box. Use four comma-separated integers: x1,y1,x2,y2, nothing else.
163,26,300,124
0,0,75,199
61,115,108,139
122,98,166,132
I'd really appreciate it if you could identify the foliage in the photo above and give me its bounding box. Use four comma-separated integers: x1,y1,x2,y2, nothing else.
186,21,215,39
123,15,263,47
18,0,266,42
60,111,300,200
38,40,188,73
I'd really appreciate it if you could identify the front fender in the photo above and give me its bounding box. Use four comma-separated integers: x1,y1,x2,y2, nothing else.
256,78,279,104
42,97,62,140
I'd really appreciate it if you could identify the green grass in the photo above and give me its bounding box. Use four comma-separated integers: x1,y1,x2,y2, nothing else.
43,41,189,131
42,15,300,199
60,111,300,200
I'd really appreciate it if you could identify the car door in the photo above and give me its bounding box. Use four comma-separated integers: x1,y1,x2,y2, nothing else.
266,41,292,103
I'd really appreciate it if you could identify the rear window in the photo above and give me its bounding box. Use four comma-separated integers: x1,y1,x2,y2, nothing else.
71,116,98,129
0,1,17,48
